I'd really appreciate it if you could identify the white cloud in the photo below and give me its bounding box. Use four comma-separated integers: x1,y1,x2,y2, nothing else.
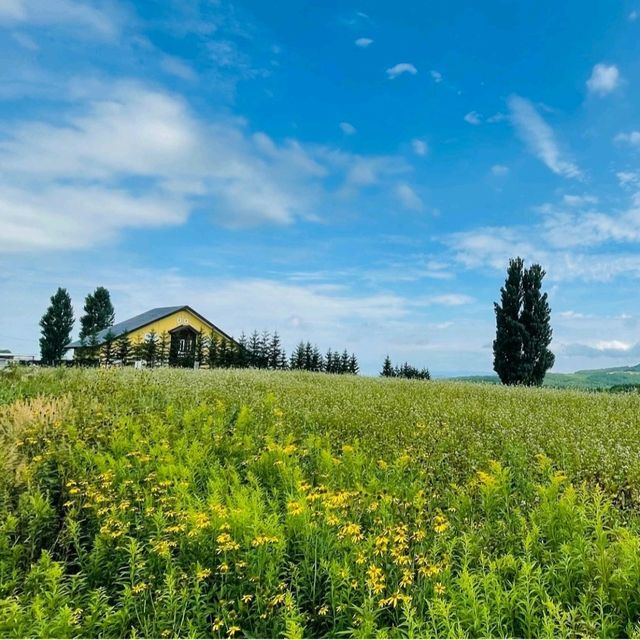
0,81,412,250
562,194,598,206
630,10,639,21
339,121,357,135
430,70,442,83
617,171,640,187
425,294,474,306
487,112,507,123
386,63,417,79
411,139,428,156
507,94,581,179
563,340,640,358
615,131,640,146
395,183,423,211
0,0,120,38
586,63,621,96
0,0,26,19
160,56,197,81
464,111,482,125
491,164,509,176
355,37,373,47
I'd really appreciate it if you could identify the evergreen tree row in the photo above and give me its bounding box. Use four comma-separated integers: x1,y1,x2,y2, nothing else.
94,329,360,375
380,355,431,380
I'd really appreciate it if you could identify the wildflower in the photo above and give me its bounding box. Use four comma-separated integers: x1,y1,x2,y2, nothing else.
196,568,211,580
241,594,253,603
216,532,240,553
287,500,304,516
219,562,230,574
477,470,496,487
132,582,148,594
227,625,241,637
434,582,446,595
433,515,449,534
339,522,364,542
318,605,329,616
270,593,286,607
366,565,386,595
400,569,414,588
212,618,224,632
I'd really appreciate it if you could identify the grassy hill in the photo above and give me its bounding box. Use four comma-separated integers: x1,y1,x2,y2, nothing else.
3,367,640,637
452,362,640,390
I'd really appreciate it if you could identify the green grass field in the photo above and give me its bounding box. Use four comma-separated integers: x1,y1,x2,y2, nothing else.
3,367,640,637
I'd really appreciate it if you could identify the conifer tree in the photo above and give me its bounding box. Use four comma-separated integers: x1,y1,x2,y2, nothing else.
116,333,131,366
325,349,334,373
521,263,555,386
157,332,169,367
143,331,158,367
195,333,206,367
208,333,219,368
248,331,261,367
218,338,229,368
381,355,394,377
340,349,350,374
348,353,359,374
303,342,313,370
493,257,554,386
79,286,115,342
39,287,74,365
101,329,116,366
268,332,283,369
290,342,306,370
493,257,526,385
236,333,249,368
311,345,322,372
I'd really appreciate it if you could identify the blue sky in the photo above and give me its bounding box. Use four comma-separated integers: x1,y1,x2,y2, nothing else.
1,0,640,375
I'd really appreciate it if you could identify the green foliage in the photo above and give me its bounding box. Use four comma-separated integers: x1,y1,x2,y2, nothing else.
39,287,74,365
79,287,115,342
5,369,640,637
494,257,554,386
380,357,430,380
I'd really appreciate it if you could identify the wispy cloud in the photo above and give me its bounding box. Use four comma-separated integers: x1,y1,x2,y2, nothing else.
411,139,428,156
0,0,122,38
386,63,417,79
507,95,581,179
0,81,411,251
491,164,509,176
615,131,640,146
586,63,621,95
339,121,357,135
354,37,373,47
464,111,482,125
395,183,423,211
430,70,442,83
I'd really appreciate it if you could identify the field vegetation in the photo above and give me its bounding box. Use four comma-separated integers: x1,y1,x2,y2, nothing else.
3,367,640,637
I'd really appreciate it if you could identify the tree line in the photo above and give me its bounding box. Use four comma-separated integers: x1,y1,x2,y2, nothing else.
91,329,360,374
37,287,360,374
37,255,554,385
380,356,431,380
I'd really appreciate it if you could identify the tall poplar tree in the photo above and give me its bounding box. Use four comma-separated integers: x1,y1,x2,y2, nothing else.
79,286,115,341
521,263,555,386
493,257,554,386
39,288,74,365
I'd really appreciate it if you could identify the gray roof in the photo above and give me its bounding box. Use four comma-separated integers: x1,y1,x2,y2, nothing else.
66,306,184,349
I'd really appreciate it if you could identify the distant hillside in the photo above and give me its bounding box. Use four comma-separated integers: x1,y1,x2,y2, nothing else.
452,363,640,390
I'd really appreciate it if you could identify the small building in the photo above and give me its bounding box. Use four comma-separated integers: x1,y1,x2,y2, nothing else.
0,349,15,369
65,305,235,366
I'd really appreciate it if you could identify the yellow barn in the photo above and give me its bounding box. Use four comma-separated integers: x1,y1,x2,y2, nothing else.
66,305,235,365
